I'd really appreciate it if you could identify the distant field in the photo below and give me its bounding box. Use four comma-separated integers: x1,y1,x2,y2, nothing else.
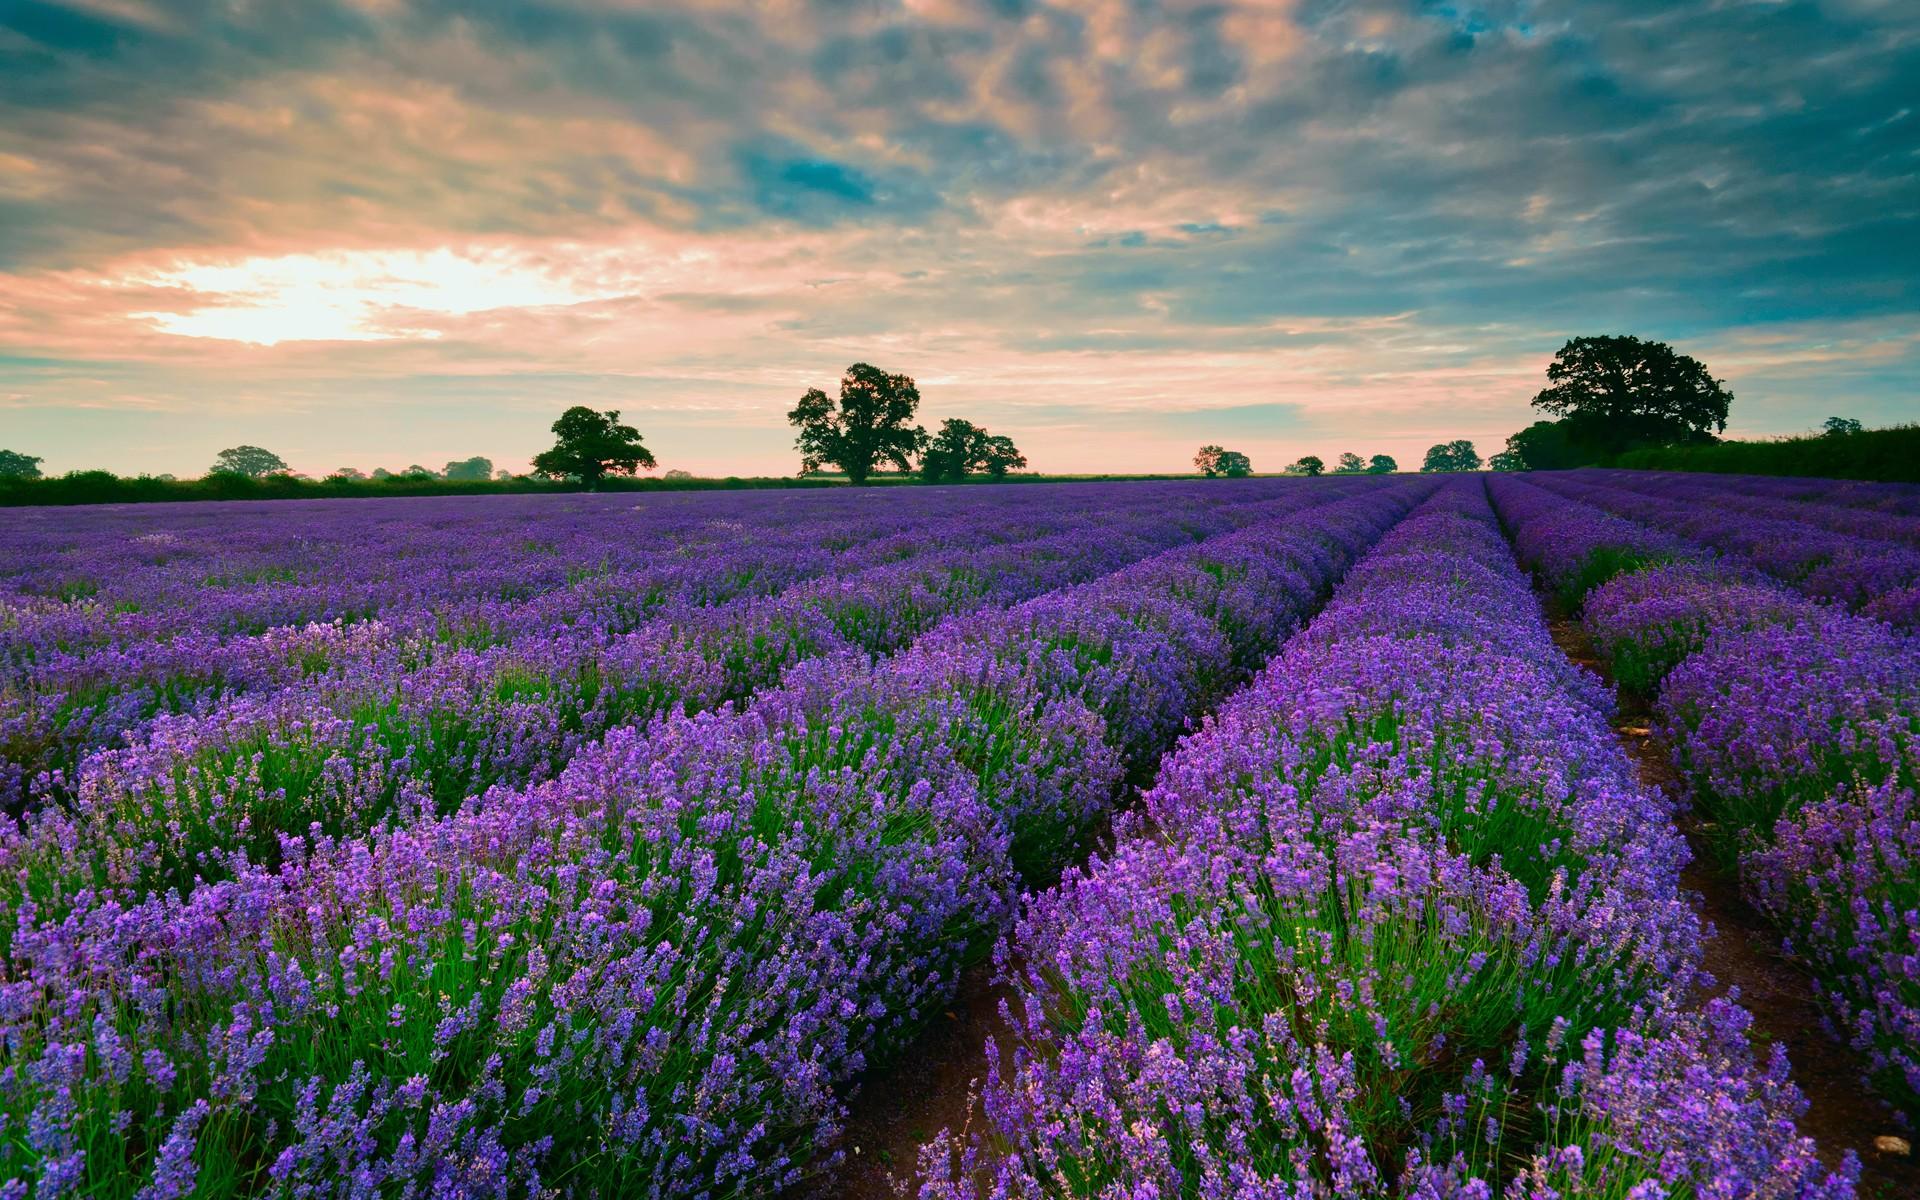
2,472,1915,1195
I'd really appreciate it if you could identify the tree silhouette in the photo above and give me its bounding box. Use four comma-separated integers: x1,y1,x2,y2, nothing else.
0,450,44,479
1532,335,1730,459
789,363,926,485
1503,421,1583,471
1366,454,1397,474
209,445,289,478
442,456,493,481
532,407,656,486
1420,440,1482,473
921,418,1029,481
1194,445,1252,478
1823,416,1864,437
1333,452,1367,475
1287,455,1325,477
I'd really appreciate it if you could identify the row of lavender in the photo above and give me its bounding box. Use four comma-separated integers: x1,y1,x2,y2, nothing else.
5,482,1345,808
0,480,1428,1196
0,482,1381,948
1491,473,1920,1120
0,474,1367,806
1526,469,1920,628
918,480,1850,1197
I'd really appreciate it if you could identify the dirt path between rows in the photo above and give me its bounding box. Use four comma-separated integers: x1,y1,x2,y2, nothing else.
1544,613,1920,1197
800,959,1014,1199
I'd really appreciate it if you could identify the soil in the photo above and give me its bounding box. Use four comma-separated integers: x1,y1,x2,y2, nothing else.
800,960,1016,1199
1545,613,1920,1197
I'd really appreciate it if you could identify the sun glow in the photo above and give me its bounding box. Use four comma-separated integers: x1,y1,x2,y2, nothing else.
129,248,624,345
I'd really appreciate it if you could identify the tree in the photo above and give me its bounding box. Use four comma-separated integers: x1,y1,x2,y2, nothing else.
1366,454,1397,474
1421,440,1482,473
1287,455,1325,477
494,469,514,481
403,464,438,479
209,445,289,478
1531,335,1731,460
1194,445,1252,478
1503,420,1586,471
532,407,656,486
789,363,926,485
1333,452,1367,475
443,456,493,481
1823,416,1864,437
664,468,695,481
371,467,395,480
327,467,367,481
1488,449,1527,471
0,450,44,479
921,418,1030,481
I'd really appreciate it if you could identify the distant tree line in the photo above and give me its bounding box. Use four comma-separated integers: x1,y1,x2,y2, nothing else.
13,335,1885,500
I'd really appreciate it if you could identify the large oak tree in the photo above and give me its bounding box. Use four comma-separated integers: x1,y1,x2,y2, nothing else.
1531,335,1730,459
790,363,927,485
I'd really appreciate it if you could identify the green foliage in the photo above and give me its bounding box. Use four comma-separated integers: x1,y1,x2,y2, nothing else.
1616,422,1920,483
0,449,43,479
789,363,927,485
1193,445,1252,477
920,418,1028,481
1420,439,1481,473
1332,452,1367,474
209,445,289,478
1487,449,1525,471
1822,416,1863,437
1366,454,1397,474
442,456,493,481
1286,455,1324,477
1531,334,1730,459
1502,419,1588,470
531,407,655,484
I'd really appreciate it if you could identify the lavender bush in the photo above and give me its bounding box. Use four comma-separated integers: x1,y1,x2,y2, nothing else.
0,479,1429,1195
1499,473,1920,1123
921,481,1850,1197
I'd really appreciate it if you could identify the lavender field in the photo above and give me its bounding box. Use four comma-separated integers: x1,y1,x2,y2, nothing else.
2,472,1917,1198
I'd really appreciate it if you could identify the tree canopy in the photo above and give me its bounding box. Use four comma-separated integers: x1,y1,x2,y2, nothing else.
1332,452,1367,475
788,363,926,485
1530,335,1730,460
1194,445,1252,478
1823,416,1864,437
1502,420,1583,471
1367,454,1397,475
1488,449,1526,471
209,445,289,478
0,450,44,480
1421,440,1482,473
442,456,494,481
921,418,1027,481
1286,455,1325,477
531,407,656,485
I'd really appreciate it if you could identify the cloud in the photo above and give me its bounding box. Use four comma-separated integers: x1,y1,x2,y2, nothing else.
0,0,1915,476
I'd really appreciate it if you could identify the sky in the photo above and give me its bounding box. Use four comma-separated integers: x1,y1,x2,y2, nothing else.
1,0,1916,479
